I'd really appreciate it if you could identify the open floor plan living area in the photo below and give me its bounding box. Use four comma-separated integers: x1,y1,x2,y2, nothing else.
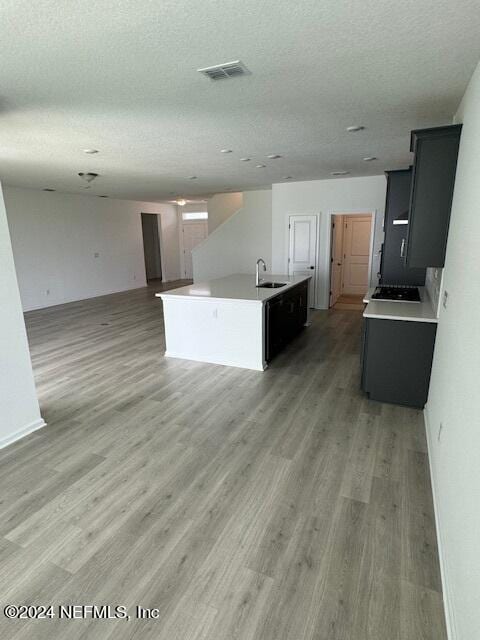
1,2,479,639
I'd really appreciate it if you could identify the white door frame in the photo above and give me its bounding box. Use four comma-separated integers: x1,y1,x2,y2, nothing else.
287,213,320,308
327,210,376,306
179,219,208,279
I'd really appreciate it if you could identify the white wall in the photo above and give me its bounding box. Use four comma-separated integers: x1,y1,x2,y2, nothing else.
207,192,243,234
424,61,480,640
0,182,44,448
272,176,386,308
4,187,182,311
193,190,272,282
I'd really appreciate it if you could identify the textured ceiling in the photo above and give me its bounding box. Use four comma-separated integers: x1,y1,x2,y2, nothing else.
0,0,479,201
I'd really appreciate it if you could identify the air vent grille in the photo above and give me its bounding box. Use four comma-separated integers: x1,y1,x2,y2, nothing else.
198,60,250,81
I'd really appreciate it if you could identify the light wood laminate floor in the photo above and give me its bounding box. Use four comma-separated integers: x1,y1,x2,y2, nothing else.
0,282,447,639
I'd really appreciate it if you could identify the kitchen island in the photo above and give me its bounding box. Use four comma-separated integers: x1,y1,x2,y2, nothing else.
156,274,311,370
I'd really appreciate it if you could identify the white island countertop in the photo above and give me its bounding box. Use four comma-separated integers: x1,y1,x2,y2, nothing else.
363,286,438,323
156,273,311,304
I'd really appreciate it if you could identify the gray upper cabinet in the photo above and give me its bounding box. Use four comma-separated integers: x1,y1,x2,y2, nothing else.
381,169,426,285
405,124,462,268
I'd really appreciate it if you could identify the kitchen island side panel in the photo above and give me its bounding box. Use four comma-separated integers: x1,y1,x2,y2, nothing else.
162,297,265,370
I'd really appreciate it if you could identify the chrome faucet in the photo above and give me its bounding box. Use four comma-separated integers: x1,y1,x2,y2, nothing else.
256,258,267,286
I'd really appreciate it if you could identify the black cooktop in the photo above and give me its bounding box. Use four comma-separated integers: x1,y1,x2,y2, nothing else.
372,286,421,303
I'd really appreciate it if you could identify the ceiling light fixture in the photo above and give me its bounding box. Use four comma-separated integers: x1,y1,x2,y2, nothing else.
267,154,282,159
43,188,55,192
282,176,293,180
177,199,187,206
78,172,99,183
240,157,251,162
331,170,349,176
83,149,99,154
363,156,377,161
256,164,266,168
220,149,232,153
347,125,365,132
187,176,197,180
98,195,108,198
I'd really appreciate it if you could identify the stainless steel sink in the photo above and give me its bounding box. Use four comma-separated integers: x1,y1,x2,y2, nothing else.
257,282,287,288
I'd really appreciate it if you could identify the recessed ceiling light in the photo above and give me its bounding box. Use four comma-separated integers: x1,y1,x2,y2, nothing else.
43,188,55,192
267,154,282,159
256,164,266,168
78,172,99,183
331,170,350,176
240,157,251,162
220,149,232,153
347,125,365,132
177,199,187,206
363,156,377,161
282,176,293,180
187,176,198,180
83,149,99,154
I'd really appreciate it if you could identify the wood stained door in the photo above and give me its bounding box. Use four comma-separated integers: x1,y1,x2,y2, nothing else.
341,215,372,295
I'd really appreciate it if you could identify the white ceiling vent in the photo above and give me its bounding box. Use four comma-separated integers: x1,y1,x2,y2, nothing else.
198,60,250,81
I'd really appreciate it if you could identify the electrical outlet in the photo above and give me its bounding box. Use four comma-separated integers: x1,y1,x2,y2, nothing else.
443,290,449,309
438,422,444,443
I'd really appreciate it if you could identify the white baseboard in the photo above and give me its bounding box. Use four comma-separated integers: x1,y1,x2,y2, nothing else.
0,417,46,450
424,406,457,640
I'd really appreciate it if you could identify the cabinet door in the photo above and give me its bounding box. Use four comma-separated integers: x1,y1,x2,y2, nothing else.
363,318,436,408
296,281,308,328
265,295,285,362
265,283,309,363
381,170,425,285
406,126,461,268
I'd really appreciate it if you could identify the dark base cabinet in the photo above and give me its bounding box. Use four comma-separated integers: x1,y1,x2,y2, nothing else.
265,281,308,363
361,318,437,408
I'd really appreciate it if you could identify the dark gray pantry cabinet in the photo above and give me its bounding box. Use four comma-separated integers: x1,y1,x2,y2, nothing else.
380,168,426,285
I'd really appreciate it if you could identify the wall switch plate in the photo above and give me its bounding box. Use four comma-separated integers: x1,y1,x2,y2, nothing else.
443,290,449,309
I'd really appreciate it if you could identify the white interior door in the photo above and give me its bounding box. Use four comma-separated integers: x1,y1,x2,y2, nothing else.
330,216,344,306
288,215,317,307
341,215,371,295
182,222,207,279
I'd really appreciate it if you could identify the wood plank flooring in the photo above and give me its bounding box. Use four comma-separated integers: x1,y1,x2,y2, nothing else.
0,281,447,639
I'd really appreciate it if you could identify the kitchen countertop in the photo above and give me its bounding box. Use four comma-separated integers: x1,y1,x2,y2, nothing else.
156,273,311,304
363,286,438,323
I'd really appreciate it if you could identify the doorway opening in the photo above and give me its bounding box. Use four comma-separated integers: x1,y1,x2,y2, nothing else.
329,213,374,309
141,213,162,283
180,212,208,279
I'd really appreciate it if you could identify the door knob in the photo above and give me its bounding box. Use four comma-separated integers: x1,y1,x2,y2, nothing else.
309,266,314,269
337,262,342,266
